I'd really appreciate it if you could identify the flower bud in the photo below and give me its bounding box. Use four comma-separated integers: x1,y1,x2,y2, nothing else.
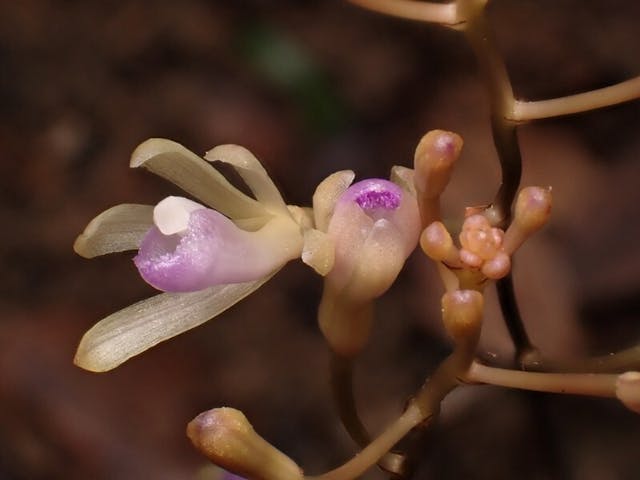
456,214,510,279
420,221,459,264
615,371,640,414
413,130,463,226
325,179,420,301
318,178,420,356
187,407,303,480
441,290,484,343
503,186,552,254
459,215,503,261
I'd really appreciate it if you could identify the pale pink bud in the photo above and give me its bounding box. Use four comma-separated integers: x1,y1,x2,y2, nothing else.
413,130,463,226
503,186,552,254
420,221,459,264
459,215,504,261
187,408,303,480
319,178,420,356
616,371,640,414
326,179,420,301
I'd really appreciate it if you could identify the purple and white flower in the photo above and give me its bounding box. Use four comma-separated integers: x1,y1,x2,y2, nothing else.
74,139,306,372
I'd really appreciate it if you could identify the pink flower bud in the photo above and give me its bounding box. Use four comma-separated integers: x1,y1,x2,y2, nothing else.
503,186,552,254
187,408,303,480
413,130,463,226
319,178,420,356
326,179,420,301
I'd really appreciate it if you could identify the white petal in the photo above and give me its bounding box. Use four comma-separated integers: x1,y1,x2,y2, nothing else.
74,204,153,258
204,144,289,216
74,274,275,372
130,139,267,220
153,196,205,235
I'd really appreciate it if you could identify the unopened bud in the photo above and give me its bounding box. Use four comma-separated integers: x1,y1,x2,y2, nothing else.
413,130,463,226
481,252,511,279
615,371,640,414
420,221,459,264
441,290,484,343
503,187,552,254
187,408,303,480
319,178,420,356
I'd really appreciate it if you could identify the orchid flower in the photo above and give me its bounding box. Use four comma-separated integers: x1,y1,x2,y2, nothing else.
312,170,421,356
74,139,314,372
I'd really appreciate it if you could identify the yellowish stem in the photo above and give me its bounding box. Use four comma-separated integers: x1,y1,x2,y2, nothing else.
347,0,459,25
525,345,640,374
510,75,640,122
464,361,618,397
308,404,424,480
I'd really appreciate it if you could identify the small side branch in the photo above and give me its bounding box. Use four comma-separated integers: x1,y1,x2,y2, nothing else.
347,0,459,26
510,75,640,122
527,345,640,374
464,361,618,398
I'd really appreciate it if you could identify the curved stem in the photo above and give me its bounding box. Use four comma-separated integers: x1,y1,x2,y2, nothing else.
459,0,520,227
457,0,531,364
464,361,618,397
495,272,535,365
308,404,424,480
511,75,640,122
330,352,409,477
312,321,480,480
347,0,459,26
330,354,371,447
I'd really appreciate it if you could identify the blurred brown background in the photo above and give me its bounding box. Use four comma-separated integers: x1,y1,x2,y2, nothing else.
1,1,640,479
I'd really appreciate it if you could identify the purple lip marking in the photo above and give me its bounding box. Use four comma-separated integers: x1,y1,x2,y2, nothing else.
347,179,402,213
355,188,401,211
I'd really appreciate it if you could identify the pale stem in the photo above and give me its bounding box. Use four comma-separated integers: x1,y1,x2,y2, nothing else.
458,0,520,227
511,75,640,122
526,345,640,374
308,404,424,480
329,354,409,476
313,319,479,480
347,0,459,25
464,361,618,398
456,0,533,364
437,261,460,293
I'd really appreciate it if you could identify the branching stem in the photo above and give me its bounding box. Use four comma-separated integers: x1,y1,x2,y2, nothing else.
464,361,618,397
526,345,640,374
312,330,478,480
511,75,640,122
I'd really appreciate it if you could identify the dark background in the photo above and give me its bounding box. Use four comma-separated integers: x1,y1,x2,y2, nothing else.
1,1,640,478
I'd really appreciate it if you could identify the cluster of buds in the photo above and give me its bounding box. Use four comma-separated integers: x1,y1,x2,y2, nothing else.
413,130,552,291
